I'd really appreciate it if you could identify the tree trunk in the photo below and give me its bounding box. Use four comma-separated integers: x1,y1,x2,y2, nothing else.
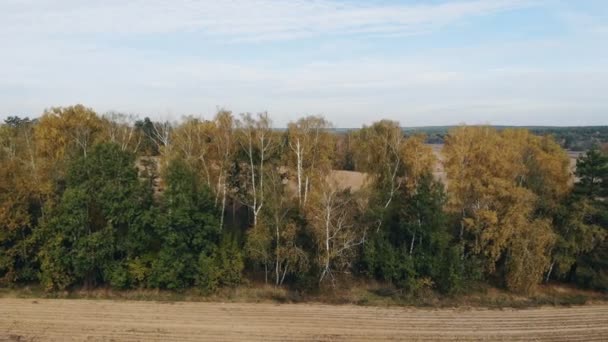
280,264,289,286
545,261,555,283
219,181,226,231
248,138,257,227
320,198,332,283
275,220,280,286
293,139,303,205
303,176,309,206
264,261,268,284
409,231,415,255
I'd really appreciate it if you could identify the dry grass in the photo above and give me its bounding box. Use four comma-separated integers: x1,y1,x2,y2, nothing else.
1,281,605,309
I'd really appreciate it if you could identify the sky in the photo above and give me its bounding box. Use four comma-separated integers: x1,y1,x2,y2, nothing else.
0,0,607,127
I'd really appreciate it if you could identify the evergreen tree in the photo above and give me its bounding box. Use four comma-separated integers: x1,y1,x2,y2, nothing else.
569,147,608,290
575,147,608,198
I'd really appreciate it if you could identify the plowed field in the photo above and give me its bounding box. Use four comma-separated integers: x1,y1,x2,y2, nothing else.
1,298,607,341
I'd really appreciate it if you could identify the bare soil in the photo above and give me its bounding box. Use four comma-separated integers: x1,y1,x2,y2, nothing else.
1,298,606,341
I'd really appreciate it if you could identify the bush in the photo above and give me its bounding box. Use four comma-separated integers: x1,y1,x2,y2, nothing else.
216,235,244,287
105,262,129,289
148,248,191,290
196,235,245,293
435,245,465,295
196,252,221,293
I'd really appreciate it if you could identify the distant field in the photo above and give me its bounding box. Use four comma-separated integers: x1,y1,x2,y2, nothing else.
1,298,607,341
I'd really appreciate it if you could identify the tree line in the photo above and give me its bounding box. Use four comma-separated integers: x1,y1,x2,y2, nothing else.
0,105,606,294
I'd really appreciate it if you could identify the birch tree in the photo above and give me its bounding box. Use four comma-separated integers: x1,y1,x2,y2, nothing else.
34,105,104,198
211,110,236,230
150,120,173,161
35,105,103,160
351,120,405,231
400,135,437,256
443,126,561,293
102,112,142,153
172,116,214,187
236,112,275,228
307,180,366,284
286,116,334,207
245,167,307,285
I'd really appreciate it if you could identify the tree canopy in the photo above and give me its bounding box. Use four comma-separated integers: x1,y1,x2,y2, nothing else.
1,107,606,295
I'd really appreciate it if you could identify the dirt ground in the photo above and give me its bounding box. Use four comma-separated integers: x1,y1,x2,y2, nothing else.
1,298,606,341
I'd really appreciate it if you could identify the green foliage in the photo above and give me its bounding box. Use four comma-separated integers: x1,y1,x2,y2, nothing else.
38,143,152,290
361,173,467,294
134,117,160,156
216,235,245,287
548,147,608,291
575,237,608,291
552,199,605,276
435,245,465,294
362,233,416,289
39,188,114,290
149,160,216,288
197,235,244,293
575,147,608,198
196,252,221,293
149,158,228,290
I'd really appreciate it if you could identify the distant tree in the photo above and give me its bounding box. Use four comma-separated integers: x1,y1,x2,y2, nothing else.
4,116,32,128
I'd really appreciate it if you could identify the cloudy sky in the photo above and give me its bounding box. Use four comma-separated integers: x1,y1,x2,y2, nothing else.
0,0,606,127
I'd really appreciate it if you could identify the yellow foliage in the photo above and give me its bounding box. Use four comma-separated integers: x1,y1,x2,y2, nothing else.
444,126,566,292
506,219,556,293
401,134,436,190
35,104,103,160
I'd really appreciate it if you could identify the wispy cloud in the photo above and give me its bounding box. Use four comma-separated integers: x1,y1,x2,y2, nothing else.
0,0,606,126
1,0,532,41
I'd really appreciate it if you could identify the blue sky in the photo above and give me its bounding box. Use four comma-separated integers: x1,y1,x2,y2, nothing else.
0,0,606,127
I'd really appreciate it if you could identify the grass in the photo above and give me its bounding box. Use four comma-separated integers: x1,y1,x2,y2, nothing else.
0,281,606,309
